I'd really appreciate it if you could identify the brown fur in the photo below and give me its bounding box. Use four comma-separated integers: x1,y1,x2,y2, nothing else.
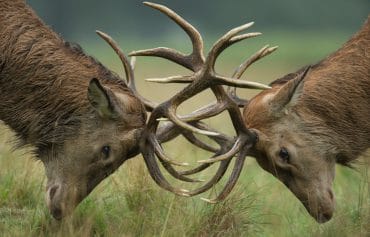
0,0,146,219
244,15,370,222
0,0,144,153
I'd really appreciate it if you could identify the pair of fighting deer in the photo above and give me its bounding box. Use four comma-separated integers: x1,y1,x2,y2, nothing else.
0,1,369,223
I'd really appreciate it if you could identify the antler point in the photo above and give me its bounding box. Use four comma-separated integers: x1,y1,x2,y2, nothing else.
197,159,212,164
200,197,217,204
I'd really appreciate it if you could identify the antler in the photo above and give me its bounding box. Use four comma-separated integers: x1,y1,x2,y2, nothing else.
96,30,157,112
129,2,277,201
96,29,235,191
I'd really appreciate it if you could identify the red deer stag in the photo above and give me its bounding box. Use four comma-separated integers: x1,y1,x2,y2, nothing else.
0,1,269,219
243,16,370,222
0,0,149,220
119,3,370,223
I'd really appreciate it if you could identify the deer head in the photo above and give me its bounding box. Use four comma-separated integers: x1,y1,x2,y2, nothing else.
244,68,336,223
44,77,146,220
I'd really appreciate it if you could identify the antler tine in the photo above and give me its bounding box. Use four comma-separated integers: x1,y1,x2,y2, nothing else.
96,30,157,111
133,2,274,201
97,6,243,193
130,56,136,70
141,133,191,196
161,123,245,197
151,137,189,167
232,45,278,79
156,121,216,152
215,76,272,89
158,158,203,183
226,44,278,107
130,2,205,71
143,124,233,192
179,122,234,175
206,21,255,68
203,23,276,90
162,132,234,197
181,131,219,153
147,75,271,89
201,148,248,203
130,47,193,71
154,120,236,181
146,75,193,84
225,45,277,106
186,159,233,196
166,109,220,136
172,125,235,195
179,99,227,122
96,31,132,85
197,137,243,163
153,121,219,179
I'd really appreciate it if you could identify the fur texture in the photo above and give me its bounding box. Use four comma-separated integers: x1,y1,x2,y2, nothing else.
0,0,146,219
243,15,369,222
0,0,144,155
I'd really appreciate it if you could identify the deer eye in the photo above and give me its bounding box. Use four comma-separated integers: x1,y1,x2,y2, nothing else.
279,147,290,163
101,146,111,159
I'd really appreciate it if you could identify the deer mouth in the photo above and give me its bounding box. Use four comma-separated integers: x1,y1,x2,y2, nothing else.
46,182,84,220
300,190,335,223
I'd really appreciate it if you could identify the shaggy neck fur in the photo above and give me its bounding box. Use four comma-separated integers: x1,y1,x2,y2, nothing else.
274,16,370,165
0,0,136,154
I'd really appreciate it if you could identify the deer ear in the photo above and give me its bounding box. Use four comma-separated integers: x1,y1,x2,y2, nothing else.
270,66,310,113
87,78,119,119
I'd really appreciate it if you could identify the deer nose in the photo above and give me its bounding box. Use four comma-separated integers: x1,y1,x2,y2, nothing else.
317,210,333,223
51,206,63,220
46,184,64,220
48,185,59,201
317,189,335,223
327,189,334,201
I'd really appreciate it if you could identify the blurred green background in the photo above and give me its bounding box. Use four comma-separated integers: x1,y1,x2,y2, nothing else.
28,0,369,40
26,0,370,102
1,1,369,236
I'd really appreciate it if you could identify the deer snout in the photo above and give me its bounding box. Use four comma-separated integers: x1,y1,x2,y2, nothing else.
316,189,335,223
305,188,335,223
46,184,64,220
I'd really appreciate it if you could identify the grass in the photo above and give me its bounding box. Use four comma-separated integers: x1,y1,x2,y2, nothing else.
1,127,369,236
1,32,369,236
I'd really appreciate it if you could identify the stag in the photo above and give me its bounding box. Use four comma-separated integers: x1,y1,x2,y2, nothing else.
243,16,370,222
110,3,369,224
0,1,269,220
0,0,148,219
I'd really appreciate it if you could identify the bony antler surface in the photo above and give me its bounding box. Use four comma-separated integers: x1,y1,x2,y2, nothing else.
99,1,276,201
131,2,277,202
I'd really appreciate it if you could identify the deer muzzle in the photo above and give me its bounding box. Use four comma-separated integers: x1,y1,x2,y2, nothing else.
45,182,81,220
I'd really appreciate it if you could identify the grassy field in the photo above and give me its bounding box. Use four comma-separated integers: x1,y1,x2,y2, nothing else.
1,32,369,236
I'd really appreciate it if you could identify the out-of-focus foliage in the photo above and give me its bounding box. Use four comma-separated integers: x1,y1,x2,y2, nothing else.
27,0,369,40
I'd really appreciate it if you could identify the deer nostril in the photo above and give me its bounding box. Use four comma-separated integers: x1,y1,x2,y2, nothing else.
323,212,332,220
49,185,60,201
51,207,63,220
327,189,334,201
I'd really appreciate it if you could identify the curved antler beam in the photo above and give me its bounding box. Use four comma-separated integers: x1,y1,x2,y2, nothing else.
100,2,276,202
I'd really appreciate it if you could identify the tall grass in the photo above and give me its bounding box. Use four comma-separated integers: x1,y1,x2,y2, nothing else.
1,125,369,236
1,33,369,236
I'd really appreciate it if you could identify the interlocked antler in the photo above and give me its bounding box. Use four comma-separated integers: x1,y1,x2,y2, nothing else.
97,2,277,202
130,2,277,202
96,31,231,185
